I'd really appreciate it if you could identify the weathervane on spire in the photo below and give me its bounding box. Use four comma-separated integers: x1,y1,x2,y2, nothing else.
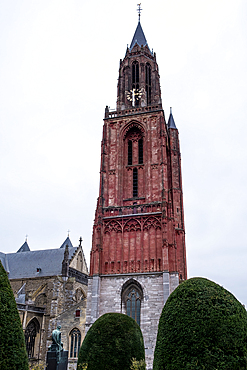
137,3,142,22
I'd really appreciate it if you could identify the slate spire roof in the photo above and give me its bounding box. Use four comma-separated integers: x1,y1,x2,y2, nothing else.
168,108,177,129
129,21,150,51
60,236,73,249
17,241,30,253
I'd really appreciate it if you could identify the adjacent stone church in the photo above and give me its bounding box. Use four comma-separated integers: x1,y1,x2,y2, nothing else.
0,236,88,369
85,19,187,369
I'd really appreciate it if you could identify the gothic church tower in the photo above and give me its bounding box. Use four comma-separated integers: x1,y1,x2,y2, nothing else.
86,18,187,369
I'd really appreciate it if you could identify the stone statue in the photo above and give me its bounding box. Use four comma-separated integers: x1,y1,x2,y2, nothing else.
48,325,63,365
46,325,68,370
52,325,63,351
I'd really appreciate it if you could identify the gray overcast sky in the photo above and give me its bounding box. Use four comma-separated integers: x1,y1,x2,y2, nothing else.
1,0,247,305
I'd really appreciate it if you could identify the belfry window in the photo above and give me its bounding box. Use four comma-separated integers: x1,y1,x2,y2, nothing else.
132,61,139,86
69,328,81,358
133,168,138,197
128,140,132,165
138,138,143,164
132,61,140,106
121,280,143,326
145,63,151,105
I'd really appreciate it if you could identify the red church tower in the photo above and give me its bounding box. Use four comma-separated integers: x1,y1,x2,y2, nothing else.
86,17,187,369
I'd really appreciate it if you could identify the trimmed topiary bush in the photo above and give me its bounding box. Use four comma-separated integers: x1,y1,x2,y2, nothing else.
0,260,29,370
77,313,145,370
153,277,247,370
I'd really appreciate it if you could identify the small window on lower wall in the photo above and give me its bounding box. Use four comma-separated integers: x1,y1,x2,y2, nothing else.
69,328,81,358
75,309,80,317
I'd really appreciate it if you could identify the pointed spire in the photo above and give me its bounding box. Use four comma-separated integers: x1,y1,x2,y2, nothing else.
60,236,73,249
17,240,30,253
168,107,177,129
62,245,69,277
129,21,150,52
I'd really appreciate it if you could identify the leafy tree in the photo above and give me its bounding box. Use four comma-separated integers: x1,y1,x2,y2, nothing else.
0,260,29,370
77,313,145,370
153,277,247,370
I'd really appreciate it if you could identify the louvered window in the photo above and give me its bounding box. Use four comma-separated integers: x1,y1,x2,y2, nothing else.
145,63,151,105
133,168,138,197
138,138,143,164
128,140,132,165
132,61,140,106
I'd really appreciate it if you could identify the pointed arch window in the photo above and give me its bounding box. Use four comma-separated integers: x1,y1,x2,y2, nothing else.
145,63,151,105
138,138,143,164
69,328,81,358
25,319,40,358
132,61,139,86
128,140,132,165
126,288,141,325
121,280,143,326
132,61,140,106
75,288,85,303
133,168,138,197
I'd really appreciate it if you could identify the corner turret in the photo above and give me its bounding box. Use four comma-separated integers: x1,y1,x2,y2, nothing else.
167,107,177,129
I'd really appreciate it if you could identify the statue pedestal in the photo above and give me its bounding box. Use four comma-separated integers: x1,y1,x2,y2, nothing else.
46,350,68,370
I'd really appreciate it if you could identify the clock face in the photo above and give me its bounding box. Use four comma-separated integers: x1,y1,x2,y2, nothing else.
126,88,143,102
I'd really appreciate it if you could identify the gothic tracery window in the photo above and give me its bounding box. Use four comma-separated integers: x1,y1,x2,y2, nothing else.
132,61,140,106
145,63,151,105
25,319,40,358
138,138,143,164
133,168,138,197
126,288,141,325
69,328,81,358
122,281,142,326
128,140,132,165
125,127,144,199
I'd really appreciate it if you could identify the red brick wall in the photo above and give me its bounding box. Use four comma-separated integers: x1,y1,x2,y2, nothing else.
90,42,187,280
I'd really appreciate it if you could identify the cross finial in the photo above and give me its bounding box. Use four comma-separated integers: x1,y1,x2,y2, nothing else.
137,3,142,22
67,229,70,237
25,234,28,242
79,236,83,246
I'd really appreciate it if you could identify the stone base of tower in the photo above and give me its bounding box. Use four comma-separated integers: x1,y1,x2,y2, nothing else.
85,272,179,370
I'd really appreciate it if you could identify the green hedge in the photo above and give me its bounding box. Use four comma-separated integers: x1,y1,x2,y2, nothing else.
153,277,247,370
77,313,145,370
0,260,29,370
